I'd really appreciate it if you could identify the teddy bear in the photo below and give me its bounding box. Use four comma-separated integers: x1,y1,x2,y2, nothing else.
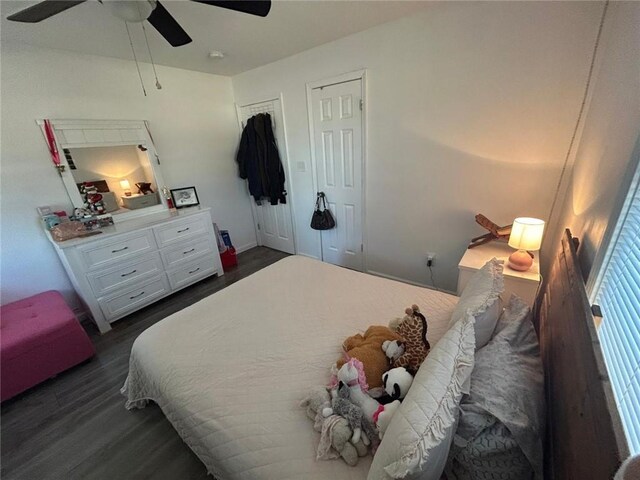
300,386,368,466
378,367,414,404
383,305,430,375
337,325,403,388
373,367,414,438
323,416,368,465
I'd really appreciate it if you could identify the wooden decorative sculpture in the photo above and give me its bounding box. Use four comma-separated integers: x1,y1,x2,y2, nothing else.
468,214,512,249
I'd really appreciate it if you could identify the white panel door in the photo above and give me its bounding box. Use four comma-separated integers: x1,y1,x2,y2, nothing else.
238,100,295,254
311,79,363,270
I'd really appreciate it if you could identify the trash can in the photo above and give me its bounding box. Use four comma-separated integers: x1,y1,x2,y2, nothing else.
220,246,237,271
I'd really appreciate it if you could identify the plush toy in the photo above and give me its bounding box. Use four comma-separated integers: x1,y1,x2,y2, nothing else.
372,367,414,438
300,387,368,466
381,339,405,362
337,326,403,388
337,359,382,422
384,305,430,375
323,382,381,446
321,415,367,466
322,382,365,444
388,316,403,332
379,367,414,403
374,400,401,439
301,386,331,421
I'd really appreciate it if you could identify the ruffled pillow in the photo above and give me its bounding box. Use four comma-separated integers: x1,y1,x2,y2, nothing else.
367,313,476,480
450,258,504,350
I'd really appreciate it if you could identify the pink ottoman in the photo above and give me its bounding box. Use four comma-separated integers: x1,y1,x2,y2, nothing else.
1,291,95,402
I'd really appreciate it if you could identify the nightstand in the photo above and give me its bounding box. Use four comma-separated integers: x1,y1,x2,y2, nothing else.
457,241,541,306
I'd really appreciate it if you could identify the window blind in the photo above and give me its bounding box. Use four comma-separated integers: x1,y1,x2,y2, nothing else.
595,162,640,456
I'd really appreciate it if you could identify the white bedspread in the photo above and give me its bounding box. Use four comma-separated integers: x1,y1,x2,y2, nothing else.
122,256,458,479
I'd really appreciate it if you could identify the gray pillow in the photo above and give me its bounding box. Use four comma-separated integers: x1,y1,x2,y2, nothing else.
445,295,544,480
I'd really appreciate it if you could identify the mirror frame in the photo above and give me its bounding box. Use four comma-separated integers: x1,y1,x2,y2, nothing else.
37,119,168,222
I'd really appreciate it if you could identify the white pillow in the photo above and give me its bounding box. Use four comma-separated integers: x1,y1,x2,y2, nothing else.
451,258,504,349
367,313,476,480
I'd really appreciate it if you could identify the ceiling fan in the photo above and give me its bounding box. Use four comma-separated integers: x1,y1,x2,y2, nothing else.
6,0,272,47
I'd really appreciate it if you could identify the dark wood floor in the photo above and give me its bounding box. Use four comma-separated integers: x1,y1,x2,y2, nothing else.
1,247,289,480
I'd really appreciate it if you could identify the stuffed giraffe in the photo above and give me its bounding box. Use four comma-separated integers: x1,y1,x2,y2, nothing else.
383,305,430,375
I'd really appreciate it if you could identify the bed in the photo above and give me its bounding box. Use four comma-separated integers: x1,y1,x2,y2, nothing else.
122,255,459,479
123,230,630,479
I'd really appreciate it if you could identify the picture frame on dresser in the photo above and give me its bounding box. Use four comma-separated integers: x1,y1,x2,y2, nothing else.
170,186,200,209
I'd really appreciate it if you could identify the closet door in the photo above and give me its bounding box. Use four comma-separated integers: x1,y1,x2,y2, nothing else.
238,100,296,254
311,79,364,271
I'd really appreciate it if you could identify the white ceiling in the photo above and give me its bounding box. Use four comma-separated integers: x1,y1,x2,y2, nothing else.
1,0,430,76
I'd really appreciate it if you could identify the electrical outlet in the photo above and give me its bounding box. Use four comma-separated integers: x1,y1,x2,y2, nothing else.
426,253,436,267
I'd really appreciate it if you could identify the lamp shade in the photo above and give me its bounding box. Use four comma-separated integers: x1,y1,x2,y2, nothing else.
508,217,545,251
120,179,131,190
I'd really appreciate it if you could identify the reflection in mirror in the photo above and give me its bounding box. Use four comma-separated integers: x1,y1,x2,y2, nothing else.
67,145,160,216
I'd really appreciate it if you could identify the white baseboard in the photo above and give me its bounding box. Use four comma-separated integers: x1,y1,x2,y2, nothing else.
366,269,456,295
297,252,321,260
235,241,258,254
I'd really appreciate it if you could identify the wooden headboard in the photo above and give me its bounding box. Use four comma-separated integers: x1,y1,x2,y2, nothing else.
534,229,629,479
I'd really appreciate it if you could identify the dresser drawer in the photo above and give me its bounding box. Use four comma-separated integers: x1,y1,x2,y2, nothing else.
167,257,217,290
154,215,209,248
161,236,216,269
99,275,170,321
79,230,156,271
87,252,163,298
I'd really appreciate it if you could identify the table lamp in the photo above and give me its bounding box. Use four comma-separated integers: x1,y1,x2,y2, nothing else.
508,217,545,271
120,179,132,197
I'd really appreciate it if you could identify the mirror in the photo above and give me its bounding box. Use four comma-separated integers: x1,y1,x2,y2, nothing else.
67,145,160,216
41,119,168,222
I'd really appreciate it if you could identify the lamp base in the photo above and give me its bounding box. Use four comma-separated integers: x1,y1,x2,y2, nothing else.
508,249,533,271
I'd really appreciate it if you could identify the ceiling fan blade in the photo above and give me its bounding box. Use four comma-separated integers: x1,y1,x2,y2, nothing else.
7,0,86,23
192,1,271,18
147,1,192,47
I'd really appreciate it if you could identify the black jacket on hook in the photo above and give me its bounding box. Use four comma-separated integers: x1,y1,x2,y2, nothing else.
236,113,286,205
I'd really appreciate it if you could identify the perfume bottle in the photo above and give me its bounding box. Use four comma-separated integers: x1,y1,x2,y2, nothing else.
162,186,175,210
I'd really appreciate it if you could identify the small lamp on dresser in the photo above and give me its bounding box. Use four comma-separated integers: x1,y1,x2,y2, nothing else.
507,217,545,272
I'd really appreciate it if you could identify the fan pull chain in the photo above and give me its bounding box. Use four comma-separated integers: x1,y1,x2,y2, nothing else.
125,21,147,97
138,2,162,90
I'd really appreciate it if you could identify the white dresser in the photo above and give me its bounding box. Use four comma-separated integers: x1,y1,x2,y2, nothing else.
49,207,223,333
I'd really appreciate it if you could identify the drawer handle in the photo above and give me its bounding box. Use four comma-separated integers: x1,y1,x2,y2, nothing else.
112,246,129,253
188,267,200,274
129,291,145,300
177,227,190,233
183,248,195,254
121,269,137,277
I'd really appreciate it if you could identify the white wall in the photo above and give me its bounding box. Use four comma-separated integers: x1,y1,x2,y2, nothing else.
232,1,603,291
0,43,256,307
542,1,640,284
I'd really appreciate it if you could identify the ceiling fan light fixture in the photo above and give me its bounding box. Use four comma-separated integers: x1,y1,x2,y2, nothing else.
104,0,156,23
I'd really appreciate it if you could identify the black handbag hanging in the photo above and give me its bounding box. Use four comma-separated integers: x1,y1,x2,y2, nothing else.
310,192,336,230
